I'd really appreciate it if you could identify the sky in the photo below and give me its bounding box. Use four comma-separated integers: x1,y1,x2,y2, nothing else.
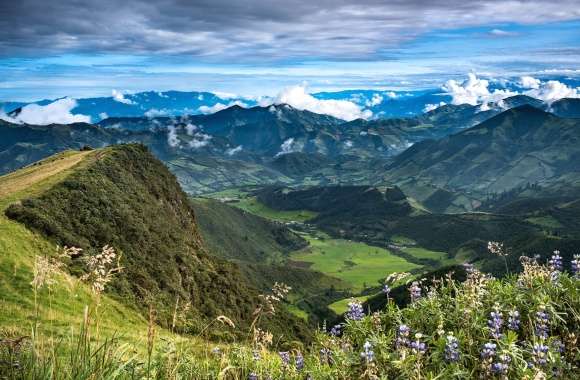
1,0,579,101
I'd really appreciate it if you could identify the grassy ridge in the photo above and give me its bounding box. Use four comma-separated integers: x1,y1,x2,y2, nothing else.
4,145,310,341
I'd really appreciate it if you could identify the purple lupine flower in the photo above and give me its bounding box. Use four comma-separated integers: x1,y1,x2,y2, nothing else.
487,306,504,339
480,342,497,359
409,281,422,302
279,351,290,367
329,324,343,337
360,341,374,363
533,344,549,366
248,372,258,380
444,335,460,363
346,299,364,321
507,310,520,331
295,352,304,371
409,334,426,354
549,251,563,272
552,339,565,354
571,254,580,279
382,284,391,296
535,307,550,339
492,354,511,375
396,324,411,349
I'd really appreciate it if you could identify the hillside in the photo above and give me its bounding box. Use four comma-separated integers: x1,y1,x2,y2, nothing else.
4,144,309,340
385,106,580,210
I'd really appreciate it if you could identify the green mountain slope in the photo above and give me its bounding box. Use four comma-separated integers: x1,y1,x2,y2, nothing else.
385,106,580,210
4,144,309,340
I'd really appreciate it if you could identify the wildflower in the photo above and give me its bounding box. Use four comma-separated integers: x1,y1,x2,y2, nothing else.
329,324,343,337
278,351,290,367
382,284,391,296
571,254,580,279
481,342,497,359
360,341,374,363
535,306,550,339
409,281,422,302
248,372,258,380
507,310,520,331
345,299,364,321
319,348,333,365
533,344,549,366
410,333,426,354
548,251,563,272
295,352,304,371
444,335,459,363
488,241,507,257
211,347,221,356
396,324,411,349
552,339,565,354
492,353,511,375
81,245,123,295
488,304,504,339
252,350,261,361
256,282,291,315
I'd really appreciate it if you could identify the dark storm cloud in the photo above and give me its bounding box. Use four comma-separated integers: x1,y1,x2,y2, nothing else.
1,0,579,60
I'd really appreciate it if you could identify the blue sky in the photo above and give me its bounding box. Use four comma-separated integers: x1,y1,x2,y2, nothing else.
1,1,579,101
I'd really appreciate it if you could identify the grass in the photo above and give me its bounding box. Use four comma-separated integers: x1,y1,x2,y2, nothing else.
290,234,420,291
526,216,563,229
0,150,188,350
235,196,318,223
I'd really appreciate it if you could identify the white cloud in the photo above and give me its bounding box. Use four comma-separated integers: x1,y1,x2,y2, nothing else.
189,133,212,149
488,29,518,37
226,145,243,156
167,125,179,147
185,123,198,136
423,102,446,113
197,100,248,114
365,93,384,107
385,91,398,99
98,112,109,120
268,84,372,121
524,80,580,104
112,89,134,105
0,98,91,125
520,76,541,89
144,108,168,117
442,73,517,106
275,138,298,157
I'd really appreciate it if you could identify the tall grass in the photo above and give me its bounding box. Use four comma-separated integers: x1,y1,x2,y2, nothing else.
1,248,579,379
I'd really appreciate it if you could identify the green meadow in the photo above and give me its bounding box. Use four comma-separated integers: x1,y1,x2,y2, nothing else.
290,234,420,291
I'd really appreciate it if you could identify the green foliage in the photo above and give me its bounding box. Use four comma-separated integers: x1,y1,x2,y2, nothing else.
4,144,309,341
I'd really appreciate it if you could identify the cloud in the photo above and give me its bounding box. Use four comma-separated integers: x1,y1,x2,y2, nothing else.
0,98,91,125
112,89,134,105
185,123,198,136
189,133,212,149
167,125,179,147
225,145,243,156
525,80,580,103
144,108,168,117
275,138,299,157
365,93,384,107
442,73,517,106
488,28,518,37
2,1,579,62
197,100,248,114
269,84,371,121
520,76,541,89
423,102,446,113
